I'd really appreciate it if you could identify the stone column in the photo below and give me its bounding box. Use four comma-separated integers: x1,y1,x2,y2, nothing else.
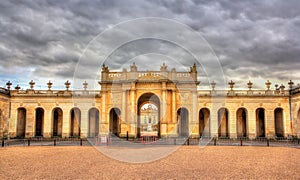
161,82,167,136
210,107,218,138
170,90,177,136
266,109,275,138
80,108,89,138
162,90,166,121
26,107,35,137
101,91,107,135
121,90,126,121
191,90,197,137
62,107,70,137
229,109,237,138
120,90,127,137
172,90,176,123
284,107,290,137
9,107,17,137
43,108,51,138
248,109,256,139
130,84,136,137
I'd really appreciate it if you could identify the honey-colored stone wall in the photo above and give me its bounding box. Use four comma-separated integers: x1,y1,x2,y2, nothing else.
3,63,300,139
6,88,294,139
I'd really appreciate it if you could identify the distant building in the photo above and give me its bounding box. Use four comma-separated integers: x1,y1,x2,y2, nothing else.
1,63,300,139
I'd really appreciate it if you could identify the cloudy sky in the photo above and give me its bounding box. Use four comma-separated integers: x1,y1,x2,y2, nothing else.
0,0,300,90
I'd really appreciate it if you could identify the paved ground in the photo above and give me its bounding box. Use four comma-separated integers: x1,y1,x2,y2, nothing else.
0,146,299,179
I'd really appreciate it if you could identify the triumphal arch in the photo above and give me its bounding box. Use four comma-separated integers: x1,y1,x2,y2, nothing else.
2,63,300,139
100,63,199,138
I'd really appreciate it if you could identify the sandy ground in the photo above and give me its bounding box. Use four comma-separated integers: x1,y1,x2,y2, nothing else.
0,146,299,179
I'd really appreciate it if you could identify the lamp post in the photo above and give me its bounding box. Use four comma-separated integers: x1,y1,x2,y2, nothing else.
288,80,294,136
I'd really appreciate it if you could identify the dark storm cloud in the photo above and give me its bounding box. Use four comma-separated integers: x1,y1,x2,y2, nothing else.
0,0,299,89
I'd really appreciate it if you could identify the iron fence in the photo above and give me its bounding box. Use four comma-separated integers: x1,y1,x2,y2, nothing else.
2,136,300,148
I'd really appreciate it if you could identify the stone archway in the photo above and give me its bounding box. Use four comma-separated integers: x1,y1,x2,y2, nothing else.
218,108,229,137
256,108,265,138
70,108,81,137
52,108,63,137
109,108,121,137
199,108,210,137
236,108,247,138
177,108,189,137
88,108,99,137
17,108,26,138
137,93,160,138
35,108,44,137
274,108,284,137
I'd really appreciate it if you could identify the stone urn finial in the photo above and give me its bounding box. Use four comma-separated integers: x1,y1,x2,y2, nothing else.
247,80,253,90
288,80,294,89
29,80,35,90
265,80,271,90
15,85,20,91
160,62,167,71
210,81,216,91
83,81,88,91
47,80,53,91
228,80,235,90
130,62,137,72
279,84,285,94
65,80,71,91
6,81,12,90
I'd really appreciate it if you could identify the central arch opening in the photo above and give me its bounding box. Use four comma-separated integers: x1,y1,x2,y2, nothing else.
137,93,160,138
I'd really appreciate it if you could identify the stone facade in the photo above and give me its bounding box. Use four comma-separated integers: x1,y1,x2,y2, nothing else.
1,63,300,139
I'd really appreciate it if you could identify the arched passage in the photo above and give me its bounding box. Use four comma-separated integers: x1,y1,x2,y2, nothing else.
218,108,229,137
88,108,99,137
70,108,81,137
256,108,265,137
236,108,247,138
199,108,210,137
52,108,63,137
35,108,44,137
109,108,121,137
17,108,26,137
274,108,284,137
177,108,189,137
137,93,160,138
